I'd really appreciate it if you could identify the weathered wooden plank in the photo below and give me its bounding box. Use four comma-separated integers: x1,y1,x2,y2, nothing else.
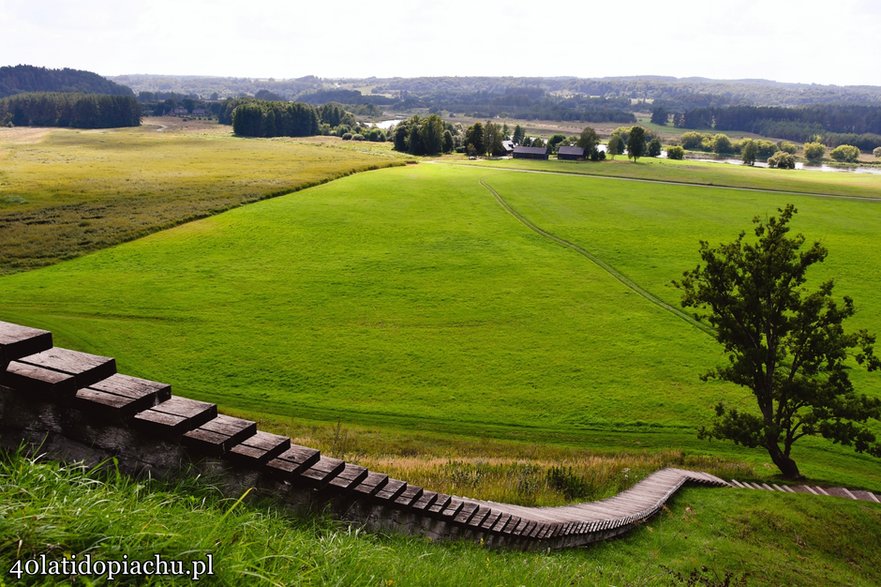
181,428,231,455
352,472,389,496
439,498,465,519
182,415,256,455
426,493,452,514
825,487,857,500
228,431,291,465
134,396,217,436
328,464,369,490
89,373,171,403
200,414,256,439
265,445,321,478
395,485,424,507
453,503,480,525
479,512,502,530
493,514,513,533
133,409,189,434
410,491,438,511
151,396,217,421
0,321,52,367
373,479,407,502
1,361,77,398
468,507,493,528
851,490,880,503
18,348,116,389
77,374,170,417
299,456,346,487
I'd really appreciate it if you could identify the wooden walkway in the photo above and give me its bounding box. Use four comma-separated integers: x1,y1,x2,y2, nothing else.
1,320,878,548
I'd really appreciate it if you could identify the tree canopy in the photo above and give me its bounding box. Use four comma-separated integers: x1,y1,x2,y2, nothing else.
675,205,881,478
0,92,140,128
626,126,647,161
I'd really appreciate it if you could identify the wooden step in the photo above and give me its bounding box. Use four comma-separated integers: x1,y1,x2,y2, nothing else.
75,373,171,418
373,478,407,502
228,431,291,465
427,493,452,515
0,321,52,368
17,347,116,389
265,444,320,478
352,472,389,496
1,361,77,398
182,415,257,456
299,456,346,487
395,485,424,507
327,464,369,490
133,396,217,436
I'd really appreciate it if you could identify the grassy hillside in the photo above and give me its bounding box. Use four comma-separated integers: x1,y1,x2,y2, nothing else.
2,451,880,586
0,118,406,273
1,163,879,490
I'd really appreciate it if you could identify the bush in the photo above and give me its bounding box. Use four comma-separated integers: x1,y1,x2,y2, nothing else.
768,151,796,169
679,131,705,150
352,134,365,141
341,132,353,141
712,133,734,155
830,144,860,163
803,142,825,164
667,145,685,160
874,146,881,158
647,138,662,157
777,141,799,154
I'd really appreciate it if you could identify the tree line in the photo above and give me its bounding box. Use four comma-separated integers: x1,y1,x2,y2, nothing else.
668,105,881,151
0,65,133,99
0,92,141,128
231,101,320,137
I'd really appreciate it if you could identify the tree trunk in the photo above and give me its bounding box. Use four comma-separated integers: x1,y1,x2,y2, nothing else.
767,444,802,479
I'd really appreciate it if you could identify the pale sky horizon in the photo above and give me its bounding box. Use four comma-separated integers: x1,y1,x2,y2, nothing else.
2,0,879,87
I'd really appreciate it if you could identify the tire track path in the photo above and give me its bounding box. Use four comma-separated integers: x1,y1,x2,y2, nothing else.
480,178,714,336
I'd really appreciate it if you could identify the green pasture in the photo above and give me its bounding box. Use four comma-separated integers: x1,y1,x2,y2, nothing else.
0,120,406,273
2,163,879,489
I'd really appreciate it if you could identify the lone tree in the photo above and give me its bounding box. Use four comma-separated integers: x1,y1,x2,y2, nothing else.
627,126,646,161
675,205,881,479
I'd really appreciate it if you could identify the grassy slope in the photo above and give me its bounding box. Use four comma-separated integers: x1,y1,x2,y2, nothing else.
0,119,406,274
3,452,881,587
1,163,879,491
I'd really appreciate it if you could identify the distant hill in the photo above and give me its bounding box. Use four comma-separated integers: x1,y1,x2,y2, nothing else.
0,65,133,98
111,74,881,109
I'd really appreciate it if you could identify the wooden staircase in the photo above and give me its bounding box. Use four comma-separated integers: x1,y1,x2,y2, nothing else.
1,320,877,549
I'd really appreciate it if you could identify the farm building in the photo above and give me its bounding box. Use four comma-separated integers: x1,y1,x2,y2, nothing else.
557,146,586,160
513,146,549,160
501,140,514,155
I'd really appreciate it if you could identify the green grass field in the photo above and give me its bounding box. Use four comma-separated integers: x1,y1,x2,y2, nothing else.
3,142,881,584
0,118,406,274
1,163,879,491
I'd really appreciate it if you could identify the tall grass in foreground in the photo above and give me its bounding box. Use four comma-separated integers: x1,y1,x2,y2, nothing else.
2,449,881,586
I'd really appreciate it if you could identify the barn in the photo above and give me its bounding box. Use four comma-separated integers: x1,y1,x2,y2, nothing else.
512,146,549,160
557,146,586,160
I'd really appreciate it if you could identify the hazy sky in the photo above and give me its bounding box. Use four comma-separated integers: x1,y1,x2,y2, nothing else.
2,0,879,85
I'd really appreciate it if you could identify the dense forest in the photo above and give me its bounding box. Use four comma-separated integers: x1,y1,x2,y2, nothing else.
231,100,320,137
1,65,133,98
674,105,881,150
0,93,140,128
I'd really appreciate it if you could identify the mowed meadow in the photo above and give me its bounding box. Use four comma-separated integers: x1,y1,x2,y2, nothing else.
0,118,406,273
2,161,881,492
